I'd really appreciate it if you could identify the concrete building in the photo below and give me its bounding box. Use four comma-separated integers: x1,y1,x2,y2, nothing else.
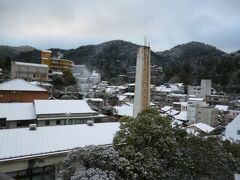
0,79,49,103
187,98,218,127
41,50,73,72
0,123,120,179
188,79,212,99
133,41,151,117
11,61,48,81
206,95,229,105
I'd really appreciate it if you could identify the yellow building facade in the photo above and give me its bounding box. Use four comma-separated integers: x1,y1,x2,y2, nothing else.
41,50,73,72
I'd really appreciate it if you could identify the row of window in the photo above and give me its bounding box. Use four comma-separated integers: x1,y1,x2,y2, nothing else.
7,165,55,180
44,119,95,126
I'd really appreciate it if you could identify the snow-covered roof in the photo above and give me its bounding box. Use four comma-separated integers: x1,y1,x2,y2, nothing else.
171,120,183,127
225,114,240,142
0,122,120,161
154,86,172,92
215,105,229,112
123,92,134,96
168,93,187,97
187,123,214,133
0,79,47,92
173,111,187,121
86,98,104,102
14,61,48,68
0,103,36,121
188,97,204,101
117,86,127,90
42,50,52,53
52,71,63,75
165,109,179,116
169,83,183,92
114,104,133,117
118,95,128,101
34,100,97,115
30,81,52,87
161,106,173,112
150,102,155,106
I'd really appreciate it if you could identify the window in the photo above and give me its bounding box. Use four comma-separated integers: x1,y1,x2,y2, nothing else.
56,120,60,125
45,120,50,126
237,130,240,135
7,165,55,180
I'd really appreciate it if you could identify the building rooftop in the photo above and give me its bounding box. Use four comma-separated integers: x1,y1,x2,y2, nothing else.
0,103,36,121
0,79,47,92
34,100,97,115
187,123,214,134
173,111,187,121
42,50,52,53
161,106,173,112
123,92,134,96
114,104,133,117
0,122,120,162
215,105,229,112
14,61,48,68
188,97,204,101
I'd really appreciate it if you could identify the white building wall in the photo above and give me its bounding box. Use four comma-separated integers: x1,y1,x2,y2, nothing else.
188,86,201,97
187,106,197,124
188,79,212,99
11,62,48,81
197,107,218,126
200,79,212,98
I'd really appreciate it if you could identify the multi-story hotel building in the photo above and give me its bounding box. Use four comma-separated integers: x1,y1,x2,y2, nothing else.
41,50,73,72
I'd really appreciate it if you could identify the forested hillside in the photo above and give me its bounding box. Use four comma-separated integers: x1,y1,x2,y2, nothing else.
0,41,239,93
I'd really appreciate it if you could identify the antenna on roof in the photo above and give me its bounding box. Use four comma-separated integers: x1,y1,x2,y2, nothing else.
144,36,147,46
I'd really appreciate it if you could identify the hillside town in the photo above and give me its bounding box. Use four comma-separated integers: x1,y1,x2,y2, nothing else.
0,41,239,179
1,0,240,179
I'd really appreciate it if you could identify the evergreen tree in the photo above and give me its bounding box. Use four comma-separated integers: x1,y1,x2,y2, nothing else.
58,108,240,180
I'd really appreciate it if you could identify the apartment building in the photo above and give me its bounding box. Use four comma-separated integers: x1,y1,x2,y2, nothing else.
11,61,48,81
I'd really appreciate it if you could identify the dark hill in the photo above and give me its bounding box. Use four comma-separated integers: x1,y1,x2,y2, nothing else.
63,40,163,79
157,42,240,93
0,45,35,59
0,40,239,93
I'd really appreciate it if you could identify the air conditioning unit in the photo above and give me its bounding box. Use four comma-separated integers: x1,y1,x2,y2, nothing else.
29,124,37,130
87,120,94,126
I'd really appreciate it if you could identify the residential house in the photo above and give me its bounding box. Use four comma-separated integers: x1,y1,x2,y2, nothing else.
0,79,49,103
186,122,214,136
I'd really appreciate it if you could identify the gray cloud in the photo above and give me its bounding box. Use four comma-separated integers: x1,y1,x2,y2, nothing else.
0,0,240,52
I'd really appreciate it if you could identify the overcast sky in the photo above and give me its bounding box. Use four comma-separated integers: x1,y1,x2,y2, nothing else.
0,0,240,52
